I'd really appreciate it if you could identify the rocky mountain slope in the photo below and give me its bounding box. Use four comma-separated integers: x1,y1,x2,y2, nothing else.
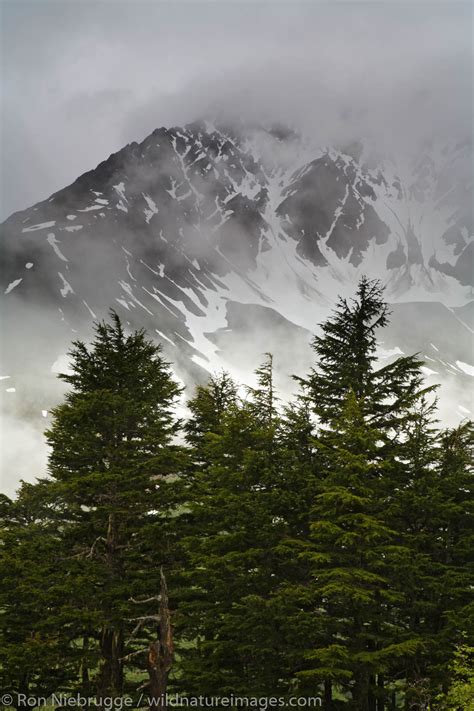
1,121,473,489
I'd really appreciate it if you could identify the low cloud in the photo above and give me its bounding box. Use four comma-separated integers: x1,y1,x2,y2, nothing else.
1,0,472,219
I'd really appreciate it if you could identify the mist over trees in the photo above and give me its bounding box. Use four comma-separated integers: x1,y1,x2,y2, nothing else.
0,278,472,711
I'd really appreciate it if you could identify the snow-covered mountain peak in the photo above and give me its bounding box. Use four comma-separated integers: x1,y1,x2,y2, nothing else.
1,120,472,450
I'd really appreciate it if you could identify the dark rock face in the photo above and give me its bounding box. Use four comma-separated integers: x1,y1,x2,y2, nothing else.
442,225,467,257
277,154,391,267
387,242,407,270
430,241,474,287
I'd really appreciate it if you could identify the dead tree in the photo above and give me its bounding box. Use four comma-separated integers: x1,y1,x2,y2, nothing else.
128,567,174,711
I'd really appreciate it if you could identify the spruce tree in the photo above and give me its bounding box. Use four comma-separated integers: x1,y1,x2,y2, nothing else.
44,312,183,698
299,392,422,709
2,284,471,707
300,276,429,432
0,483,82,698
178,358,293,696
295,277,436,709
184,371,237,470
381,406,473,706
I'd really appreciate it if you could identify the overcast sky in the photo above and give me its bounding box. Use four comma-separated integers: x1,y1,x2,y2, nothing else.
1,0,472,220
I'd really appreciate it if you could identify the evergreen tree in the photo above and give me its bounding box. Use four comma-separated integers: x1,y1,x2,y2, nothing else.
44,312,183,698
298,392,421,709
299,276,429,433
2,285,472,707
427,421,474,698
184,370,237,470
381,407,474,708
294,278,437,708
178,358,294,696
0,483,83,698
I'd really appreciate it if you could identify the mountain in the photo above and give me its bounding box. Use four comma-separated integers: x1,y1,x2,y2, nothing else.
1,121,473,490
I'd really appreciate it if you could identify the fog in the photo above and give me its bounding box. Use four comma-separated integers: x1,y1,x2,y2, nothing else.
1,0,472,219
0,1,472,496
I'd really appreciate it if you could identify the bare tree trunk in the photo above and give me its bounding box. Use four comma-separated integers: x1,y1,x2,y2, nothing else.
16,672,29,711
352,672,370,711
96,513,124,701
81,635,91,694
368,674,377,711
376,674,385,711
324,680,333,709
97,627,113,699
97,627,124,699
147,568,174,711
106,513,118,568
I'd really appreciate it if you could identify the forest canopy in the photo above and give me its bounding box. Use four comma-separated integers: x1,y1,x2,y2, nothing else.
0,278,472,711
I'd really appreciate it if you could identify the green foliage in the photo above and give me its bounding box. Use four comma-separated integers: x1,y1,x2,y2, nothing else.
0,483,82,695
438,643,474,710
176,358,294,695
1,283,472,710
0,312,184,697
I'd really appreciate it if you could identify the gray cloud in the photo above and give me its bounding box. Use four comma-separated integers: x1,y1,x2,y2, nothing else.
1,0,472,219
